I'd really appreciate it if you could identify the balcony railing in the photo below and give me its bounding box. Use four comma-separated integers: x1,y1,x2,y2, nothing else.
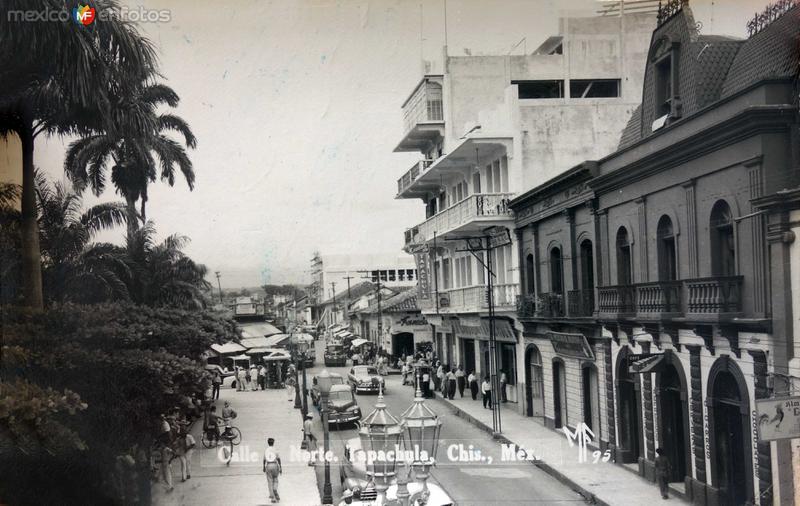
598,285,636,314
536,292,565,318
686,276,743,314
403,82,444,134
418,283,518,314
404,193,514,244
397,159,434,195
636,281,682,314
567,289,595,317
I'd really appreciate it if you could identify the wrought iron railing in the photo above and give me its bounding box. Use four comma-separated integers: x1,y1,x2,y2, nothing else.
567,289,595,317
406,193,514,244
517,294,536,318
535,292,564,318
397,159,434,195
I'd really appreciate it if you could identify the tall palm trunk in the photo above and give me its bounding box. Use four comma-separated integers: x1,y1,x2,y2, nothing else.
125,194,139,243
19,122,43,309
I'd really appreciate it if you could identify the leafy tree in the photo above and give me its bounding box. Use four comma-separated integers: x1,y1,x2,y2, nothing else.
0,182,21,303
0,0,157,309
64,83,197,241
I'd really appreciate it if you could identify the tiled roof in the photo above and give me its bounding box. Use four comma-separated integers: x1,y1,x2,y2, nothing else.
618,104,643,150
693,37,743,108
318,281,376,306
721,4,800,98
357,287,417,314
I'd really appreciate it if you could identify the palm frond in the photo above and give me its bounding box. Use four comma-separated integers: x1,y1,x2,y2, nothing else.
157,114,197,149
80,202,128,236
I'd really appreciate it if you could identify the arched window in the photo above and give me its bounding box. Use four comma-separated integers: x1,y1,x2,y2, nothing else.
616,227,632,285
657,215,677,281
525,254,535,295
549,247,563,295
710,201,736,276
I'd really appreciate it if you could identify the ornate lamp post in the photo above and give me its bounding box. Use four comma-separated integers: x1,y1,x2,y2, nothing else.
298,339,309,417
317,369,335,505
290,334,303,411
358,385,405,502
400,375,442,504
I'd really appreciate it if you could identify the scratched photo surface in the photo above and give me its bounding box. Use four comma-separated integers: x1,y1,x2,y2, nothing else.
1,0,798,505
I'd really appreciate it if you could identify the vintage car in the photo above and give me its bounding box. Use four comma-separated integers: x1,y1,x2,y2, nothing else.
321,384,361,427
339,437,454,506
347,365,385,394
324,342,348,367
310,372,345,406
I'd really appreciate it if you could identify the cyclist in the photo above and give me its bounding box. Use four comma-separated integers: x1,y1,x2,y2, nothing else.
204,406,223,445
220,401,237,438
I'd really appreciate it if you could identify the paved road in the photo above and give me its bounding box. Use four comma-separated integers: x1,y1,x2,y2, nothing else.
305,346,586,505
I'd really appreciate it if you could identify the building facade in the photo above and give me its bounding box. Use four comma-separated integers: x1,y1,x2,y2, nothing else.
511,3,799,505
396,11,655,403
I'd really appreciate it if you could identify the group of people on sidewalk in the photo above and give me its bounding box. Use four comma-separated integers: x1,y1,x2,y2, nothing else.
155,408,197,493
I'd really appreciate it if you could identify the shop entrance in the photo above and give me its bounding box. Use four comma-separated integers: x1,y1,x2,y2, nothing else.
711,369,750,505
553,359,567,428
392,332,414,359
462,338,476,374
525,345,544,418
658,361,688,483
616,350,641,464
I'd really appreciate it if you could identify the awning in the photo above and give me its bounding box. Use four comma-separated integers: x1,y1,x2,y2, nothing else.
231,354,250,361
265,333,293,347
351,338,370,348
240,337,271,349
452,319,516,343
628,354,666,374
210,342,247,355
239,322,282,338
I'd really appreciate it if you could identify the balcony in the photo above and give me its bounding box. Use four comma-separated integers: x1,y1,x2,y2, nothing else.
567,289,595,317
597,285,636,315
418,283,518,314
404,193,514,245
635,281,682,316
685,276,743,319
395,76,445,152
397,159,435,197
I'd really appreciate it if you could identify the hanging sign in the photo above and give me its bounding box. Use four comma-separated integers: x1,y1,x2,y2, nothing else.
548,332,594,360
756,396,800,441
413,249,431,300
627,353,666,374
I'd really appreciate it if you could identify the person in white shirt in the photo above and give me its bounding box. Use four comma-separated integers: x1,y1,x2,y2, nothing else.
263,437,282,503
481,376,492,409
468,372,479,400
236,367,246,392
250,365,259,391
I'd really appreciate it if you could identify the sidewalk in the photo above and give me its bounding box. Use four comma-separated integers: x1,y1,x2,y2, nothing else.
433,393,690,506
153,380,320,506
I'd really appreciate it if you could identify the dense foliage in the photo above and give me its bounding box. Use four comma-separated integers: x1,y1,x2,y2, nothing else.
0,303,239,505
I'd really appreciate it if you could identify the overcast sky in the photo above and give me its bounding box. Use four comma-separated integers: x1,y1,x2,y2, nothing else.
35,0,761,288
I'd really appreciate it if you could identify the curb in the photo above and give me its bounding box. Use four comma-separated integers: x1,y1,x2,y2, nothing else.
435,396,607,506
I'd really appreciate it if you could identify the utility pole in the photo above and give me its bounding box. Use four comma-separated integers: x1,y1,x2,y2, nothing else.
358,271,384,351
330,281,337,326
215,271,223,304
343,275,354,326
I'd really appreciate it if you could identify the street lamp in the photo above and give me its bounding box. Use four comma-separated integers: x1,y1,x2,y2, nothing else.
358,385,405,502
291,334,310,416
317,369,335,505
400,375,442,504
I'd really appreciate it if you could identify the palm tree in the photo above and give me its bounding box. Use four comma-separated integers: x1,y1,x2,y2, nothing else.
0,182,22,303
64,83,197,241
125,222,211,309
35,173,130,303
0,0,157,309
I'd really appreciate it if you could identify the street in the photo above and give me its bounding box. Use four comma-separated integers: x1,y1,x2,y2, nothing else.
304,346,586,506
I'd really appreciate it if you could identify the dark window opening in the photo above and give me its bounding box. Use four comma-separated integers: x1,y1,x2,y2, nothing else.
550,247,563,295
525,254,535,295
514,80,564,99
616,228,633,285
657,216,677,281
710,201,736,277
550,43,563,55
655,57,672,117
570,79,621,98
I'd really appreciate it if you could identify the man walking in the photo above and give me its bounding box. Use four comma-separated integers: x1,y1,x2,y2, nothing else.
500,370,508,403
211,371,222,400
655,448,671,499
468,371,478,400
263,437,282,503
455,366,465,398
176,428,195,482
446,369,457,400
236,367,246,392
481,376,492,409
303,414,317,462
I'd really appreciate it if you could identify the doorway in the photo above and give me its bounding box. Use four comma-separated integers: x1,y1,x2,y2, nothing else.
582,364,600,434
525,346,544,418
553,360,567,428
462,338,476,374
658,362,688,483
392,332,414,359
616,350,641,463
711,369,750,505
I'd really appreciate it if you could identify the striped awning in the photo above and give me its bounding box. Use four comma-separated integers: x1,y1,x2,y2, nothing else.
453,319,517,343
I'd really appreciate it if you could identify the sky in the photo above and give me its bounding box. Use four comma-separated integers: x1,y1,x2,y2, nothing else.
35,0,764,288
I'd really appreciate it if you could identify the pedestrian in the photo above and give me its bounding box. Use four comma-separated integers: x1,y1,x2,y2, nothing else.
435,362,444,393
263,437,282,503
655,448,671,499
212,371,222,400
446,369,457,400
158,414,175,491
176,428,195,482
481,376,492,409
422,369,431,398
250,365,259,391
401,363,410,385
236,367,247,392
455,365,466,398
258,365,266,390
303,414,317,461
286,372,297,402
500,370,508,403
468,371,479,400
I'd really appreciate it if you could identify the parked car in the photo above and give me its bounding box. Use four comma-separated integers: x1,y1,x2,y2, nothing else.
347,365,385,394
310,372,345,406
321,384,361,428
338,437,454,505
324,342,348,367
204,364,236,378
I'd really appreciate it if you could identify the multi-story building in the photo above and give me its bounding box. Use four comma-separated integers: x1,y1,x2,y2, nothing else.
510,2,799,504
396,11,655,402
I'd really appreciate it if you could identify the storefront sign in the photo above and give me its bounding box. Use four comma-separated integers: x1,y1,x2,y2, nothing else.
413,250,430,300
755,396,800,441
459,316,482,328
627,353,665,374
548,332,594,360
398,315,428,327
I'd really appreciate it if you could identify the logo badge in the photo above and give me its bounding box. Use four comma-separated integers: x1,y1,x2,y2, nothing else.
73,4,96,25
